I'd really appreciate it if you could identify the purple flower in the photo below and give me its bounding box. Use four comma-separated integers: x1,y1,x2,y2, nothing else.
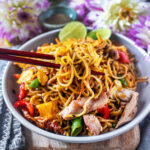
84,0,104,11
68,0,103,27
17,11,32,23
0,0,50,45
127,15,150,49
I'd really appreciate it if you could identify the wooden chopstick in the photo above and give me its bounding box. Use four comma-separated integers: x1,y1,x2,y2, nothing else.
0,48,55,60
0,48,104,75
0,54,60,68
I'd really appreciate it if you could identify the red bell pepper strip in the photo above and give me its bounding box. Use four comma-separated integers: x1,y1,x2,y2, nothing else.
14,100,34,116
18,82,25,100
14,74,21,79
97,104,110,119
118,51,130,63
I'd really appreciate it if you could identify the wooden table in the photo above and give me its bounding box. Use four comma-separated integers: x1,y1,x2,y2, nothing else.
22,125,140,150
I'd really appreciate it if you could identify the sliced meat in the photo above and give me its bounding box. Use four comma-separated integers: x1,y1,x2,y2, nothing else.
116,90,139,128
87,92,108,112
60,92,108,120
44,120,63,134
60,101,83,120
109,48,119,60
83,114,102,135
117,89,132,102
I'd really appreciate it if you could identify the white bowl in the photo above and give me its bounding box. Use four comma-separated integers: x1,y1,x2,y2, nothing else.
2,29,150,143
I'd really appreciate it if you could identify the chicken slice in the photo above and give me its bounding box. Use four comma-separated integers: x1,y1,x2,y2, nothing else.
83,114,102,135
116,90,139,128
117,89,133,102
60,92,108,120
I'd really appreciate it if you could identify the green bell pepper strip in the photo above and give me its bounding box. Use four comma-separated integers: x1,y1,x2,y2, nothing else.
71,117,83,136
29,78,41,88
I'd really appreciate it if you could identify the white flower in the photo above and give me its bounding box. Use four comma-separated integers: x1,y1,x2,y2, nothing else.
0,0,50,44
93,0,149,32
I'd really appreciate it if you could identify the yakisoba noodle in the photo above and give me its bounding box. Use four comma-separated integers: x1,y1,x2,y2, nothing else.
13,35,147,136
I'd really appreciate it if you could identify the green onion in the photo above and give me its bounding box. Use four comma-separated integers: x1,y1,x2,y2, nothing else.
71,117,83,136
119,78,128,87
112,123,117,128
29,78,41,88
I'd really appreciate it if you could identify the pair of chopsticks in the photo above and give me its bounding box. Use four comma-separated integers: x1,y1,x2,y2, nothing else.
0,48,103,75
0,48,60,68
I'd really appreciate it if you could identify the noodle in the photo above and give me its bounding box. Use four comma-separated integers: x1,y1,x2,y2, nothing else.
14,35,146,136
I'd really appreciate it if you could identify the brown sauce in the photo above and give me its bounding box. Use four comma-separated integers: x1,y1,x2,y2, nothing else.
45,13,71,25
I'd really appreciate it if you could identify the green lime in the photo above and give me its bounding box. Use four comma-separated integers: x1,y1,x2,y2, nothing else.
59,21,87,42
87,28,112,40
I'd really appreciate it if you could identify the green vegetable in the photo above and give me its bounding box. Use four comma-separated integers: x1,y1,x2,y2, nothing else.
71,117,83,136
112,123,116,128
119,78,128,87
29,78,41,88
87,28,112,40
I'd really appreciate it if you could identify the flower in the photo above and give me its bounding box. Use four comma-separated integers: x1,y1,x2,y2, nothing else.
93,0,149,32
127,15,150,49
68,0,103,26
0,0,50,45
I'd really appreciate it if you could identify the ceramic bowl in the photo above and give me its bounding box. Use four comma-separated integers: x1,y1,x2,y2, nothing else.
39,6,77,30
2,29,150,143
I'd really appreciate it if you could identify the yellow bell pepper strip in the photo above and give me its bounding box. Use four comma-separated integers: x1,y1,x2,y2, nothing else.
36,101,58,119
37,70,48,86
17,69,34,84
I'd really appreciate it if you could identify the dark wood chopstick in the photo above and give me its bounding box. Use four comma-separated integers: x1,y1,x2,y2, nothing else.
0,48,55,60
0,54,60,68
0,48,104,75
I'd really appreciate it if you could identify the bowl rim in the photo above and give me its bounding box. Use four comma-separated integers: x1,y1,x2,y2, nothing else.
2,29,150,143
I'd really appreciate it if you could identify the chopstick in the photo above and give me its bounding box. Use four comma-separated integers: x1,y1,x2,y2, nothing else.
0,54,61,68
0,48,55,60
0,48,60,68
0,48,104,75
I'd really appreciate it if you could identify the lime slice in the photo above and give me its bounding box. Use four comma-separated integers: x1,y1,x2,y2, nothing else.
87,28,112,40
59,21,87,42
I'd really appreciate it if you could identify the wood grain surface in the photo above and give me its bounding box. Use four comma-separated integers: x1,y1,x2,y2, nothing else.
22,125,140,150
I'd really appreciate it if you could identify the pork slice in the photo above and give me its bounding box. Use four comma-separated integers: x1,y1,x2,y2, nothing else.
60,92,108,120
87,92,108,112
83,114,102,135
116,90,139,128
59,101,83,120
77,92,108,113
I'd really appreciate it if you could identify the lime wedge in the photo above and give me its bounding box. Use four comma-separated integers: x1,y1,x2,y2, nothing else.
87,28,112,40
59,21,87,42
